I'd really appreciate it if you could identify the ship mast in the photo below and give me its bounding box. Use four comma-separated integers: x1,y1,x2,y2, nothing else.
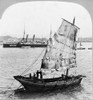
73,17,75,25
65,17,76,77
49,25,52,44
21,24,26,43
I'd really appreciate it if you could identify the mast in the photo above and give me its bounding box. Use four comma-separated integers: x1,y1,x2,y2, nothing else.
49,26,52,44
66,68,69,77
19,24,25,43
73,17,75,25
20,24,26,43
50,25,52,38
65,17,76,76
23,24,25,41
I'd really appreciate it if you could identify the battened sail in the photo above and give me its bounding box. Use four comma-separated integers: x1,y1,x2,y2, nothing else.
41,18,80,71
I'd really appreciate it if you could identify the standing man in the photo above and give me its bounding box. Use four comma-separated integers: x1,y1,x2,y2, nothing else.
55,60,60,71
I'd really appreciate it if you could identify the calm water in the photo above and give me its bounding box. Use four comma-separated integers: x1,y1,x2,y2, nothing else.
0,43,92,100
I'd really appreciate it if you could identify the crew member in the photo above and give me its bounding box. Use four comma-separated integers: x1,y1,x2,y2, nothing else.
40,70,43,79
55,60,60,71
59,53,63,67
29,73,32,78
36,70,39,79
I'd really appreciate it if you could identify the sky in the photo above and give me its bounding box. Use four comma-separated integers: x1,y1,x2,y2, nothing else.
0,1,92,38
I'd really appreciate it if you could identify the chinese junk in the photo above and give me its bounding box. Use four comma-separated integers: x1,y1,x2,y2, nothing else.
14,18,85,92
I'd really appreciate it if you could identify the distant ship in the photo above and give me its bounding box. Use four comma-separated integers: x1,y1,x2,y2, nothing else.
77,42,85,50
14,18,85,92
3,32,47,48
88,47,92,50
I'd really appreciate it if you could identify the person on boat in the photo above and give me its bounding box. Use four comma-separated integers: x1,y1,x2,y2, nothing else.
61,74,65,79
41,57,49,69
55,59,60,71
59,53,64,67
41,59,46,69
33,73,37,79
29,73,32,78
40,70,43,79
36,70,39,79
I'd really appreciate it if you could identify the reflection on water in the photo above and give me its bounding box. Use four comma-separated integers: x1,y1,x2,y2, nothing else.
1,85,84,100
13,85,83,100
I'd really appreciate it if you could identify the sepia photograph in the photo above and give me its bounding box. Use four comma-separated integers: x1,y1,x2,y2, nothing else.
0,0,92,100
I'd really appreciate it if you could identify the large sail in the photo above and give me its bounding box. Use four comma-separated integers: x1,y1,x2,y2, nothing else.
41,18,80,71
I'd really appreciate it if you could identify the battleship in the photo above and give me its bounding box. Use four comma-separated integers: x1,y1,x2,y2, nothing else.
3,32,47,48
14,18,86,92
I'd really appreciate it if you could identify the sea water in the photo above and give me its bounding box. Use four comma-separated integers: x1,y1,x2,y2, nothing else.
0,43,92,100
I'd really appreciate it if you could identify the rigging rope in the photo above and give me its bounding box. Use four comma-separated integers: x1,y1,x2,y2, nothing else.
5,48,46,95
20,48,45,75
23,58,42,76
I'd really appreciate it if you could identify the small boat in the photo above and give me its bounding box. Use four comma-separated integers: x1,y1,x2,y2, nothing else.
77,47,85,50
14,18,85,92
77,42,85,50
88,47,92,50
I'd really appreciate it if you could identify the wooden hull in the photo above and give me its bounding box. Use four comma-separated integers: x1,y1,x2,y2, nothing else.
14,75,84,92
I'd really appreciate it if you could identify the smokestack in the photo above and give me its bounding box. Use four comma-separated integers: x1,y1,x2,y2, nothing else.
26,34,28,42
33,34,35,42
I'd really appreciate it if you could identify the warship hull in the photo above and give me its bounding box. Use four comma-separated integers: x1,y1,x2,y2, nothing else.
14,75,84,92
3,43,47,48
